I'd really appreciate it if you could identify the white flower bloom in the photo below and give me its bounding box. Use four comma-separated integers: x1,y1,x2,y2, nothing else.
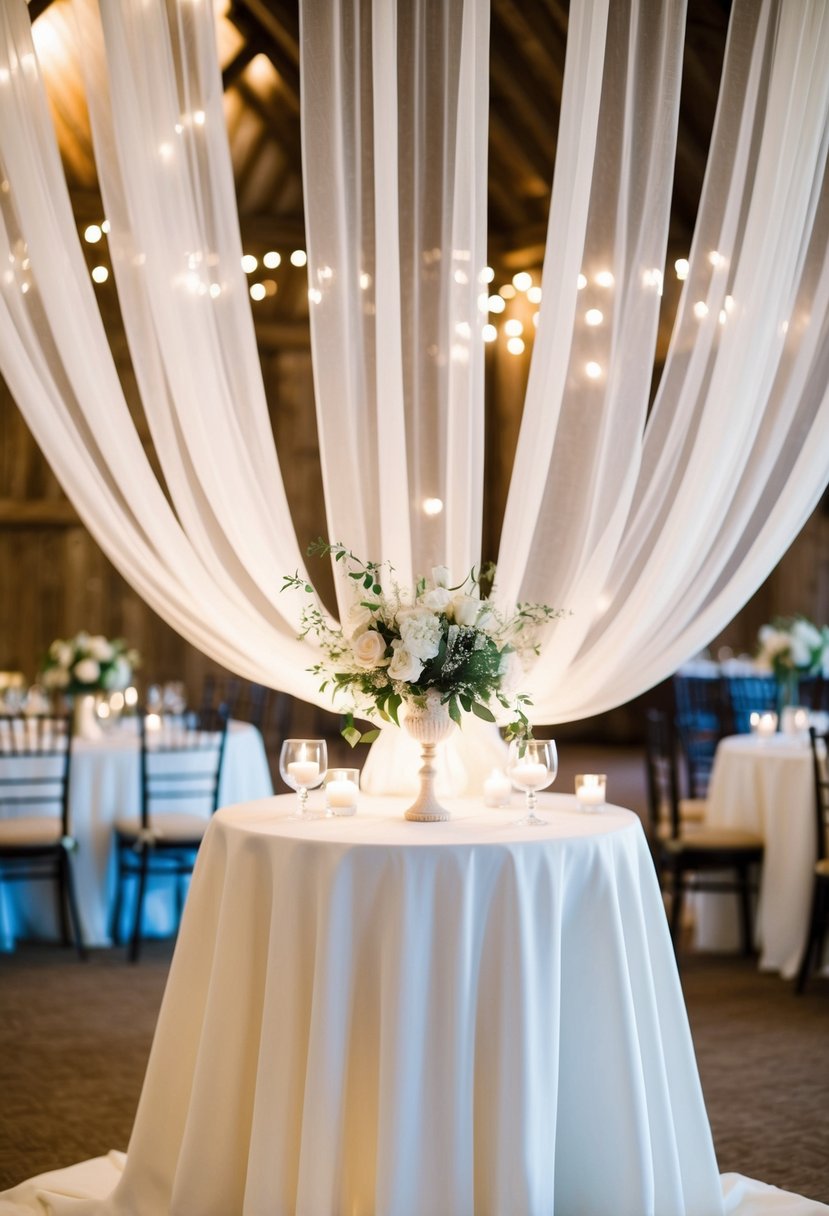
388,641,423,683
476,605,497,634
73,658,101,685
758,626,789,659
50,641,74,669
397,607,443,661
451,593,481,628
351,630,388,669
343,602,374,639
421,586,452,613
88,635,114,662
431,566,450,588
103,657,131,691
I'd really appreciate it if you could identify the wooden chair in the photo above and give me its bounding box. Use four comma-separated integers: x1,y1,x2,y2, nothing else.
110,707,229,962
725,674,778,735
673,674,728,797
645,708,764,955
0,714,85,958
795,727,829,993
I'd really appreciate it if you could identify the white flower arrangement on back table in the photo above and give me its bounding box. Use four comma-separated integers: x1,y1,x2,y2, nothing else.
756,616,829,680
283,539,564,747
40,632,140,695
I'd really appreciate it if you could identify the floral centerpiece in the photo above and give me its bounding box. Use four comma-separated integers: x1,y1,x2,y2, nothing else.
284,540,562,820
756,616,829,706
41,632,140,695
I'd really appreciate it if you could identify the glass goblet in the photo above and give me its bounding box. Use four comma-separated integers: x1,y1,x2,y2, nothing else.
506,738,557,827
279,739,327,818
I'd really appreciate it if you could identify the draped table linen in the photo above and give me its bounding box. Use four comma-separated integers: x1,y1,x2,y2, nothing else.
8,793,724,1216
0,720,272,950
694,734,820,976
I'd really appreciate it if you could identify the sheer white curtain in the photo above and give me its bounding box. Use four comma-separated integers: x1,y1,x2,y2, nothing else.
0,0,827,736
0,0,321,702
300,0,489,608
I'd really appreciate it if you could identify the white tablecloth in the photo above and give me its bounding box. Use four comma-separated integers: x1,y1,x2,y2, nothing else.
694,735,818,977
2,793,827,1216
0,720,273,949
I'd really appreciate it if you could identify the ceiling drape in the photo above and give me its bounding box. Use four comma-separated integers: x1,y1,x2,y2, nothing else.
0,0,827,731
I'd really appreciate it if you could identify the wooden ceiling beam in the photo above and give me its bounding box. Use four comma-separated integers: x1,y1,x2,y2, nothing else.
228,3,301,113
222,43,259,90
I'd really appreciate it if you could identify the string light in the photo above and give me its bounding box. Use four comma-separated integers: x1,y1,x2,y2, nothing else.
482,266,495,283
263,250,281,269
359,272,371,290
504,319,523,337
483,324,497,342
532,312,539,327
512,271,532,292
423,498,443,516
585,308,603,326
290,250,307,267
718,309,727,325
241,254,257,273
693,301,708,319
84,225,102,244
101,220,111,235
158,142,174,162
527,286,542,304
262,279,277,297
585,361,602,379
499,283,516,300
91,266,109,283
308,287,322,304
577,274,587,290
507,337,525,355
250,283,266,301
487,295,506,314
595,270,614,288
193,110,206,126
209,283,222,298
675,258,689,281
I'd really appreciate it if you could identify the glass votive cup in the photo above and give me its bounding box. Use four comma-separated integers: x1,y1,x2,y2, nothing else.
781,706,810,737
575,773,607,810
325,768,360,816
750,711,778,738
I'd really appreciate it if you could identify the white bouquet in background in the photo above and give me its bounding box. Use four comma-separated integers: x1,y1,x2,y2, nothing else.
756,617,829,679
284,540,564,746
41,632,140,695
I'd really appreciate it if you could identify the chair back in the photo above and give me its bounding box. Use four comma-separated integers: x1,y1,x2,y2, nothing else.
673,675,726,797
726,674,778,734
0,715,73,836
809,727,828,866
140,707,229,830
644,709,681,842
800,676,829,713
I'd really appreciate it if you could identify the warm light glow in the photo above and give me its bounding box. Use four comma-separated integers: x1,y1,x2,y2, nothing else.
241,253,258,273
308,287,322,304
708,250,723,267
209,283,222,298
585,308,603,326
595,270,614,288
290,249,308,267
512,271,532,292
423,497,444,516
124,686,138,708
532,312,539,327
20,282,29,295
359,271,371,290
781,320,789,335
483,324,497,342
482,266,495,283
488,295,506,314
101,219,111,235
718,309,727,325
262,279,277,297
585,361,602,379
193,109,206,126
577,274,587,290
109,691,125,712
499,283,516,300
507,337,525,356
527,285,542,304
693,300,709,319
249,282,266,301
263,250,281,269
643,268,663,293
84,225,102,244
504,318,523,337
675,258,689,280
158,142,174,162
453,269,468,285
91,266,109,283
724,295,735,313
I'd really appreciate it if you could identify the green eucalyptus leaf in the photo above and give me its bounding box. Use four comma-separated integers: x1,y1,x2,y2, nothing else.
471,701,496,722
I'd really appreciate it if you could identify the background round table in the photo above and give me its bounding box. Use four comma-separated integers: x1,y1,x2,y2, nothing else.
89,791,724,1216
0,720,273,949
694,734,819,976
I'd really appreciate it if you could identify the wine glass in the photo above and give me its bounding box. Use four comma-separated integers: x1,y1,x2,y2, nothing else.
279,739,327,818
506,738,557,827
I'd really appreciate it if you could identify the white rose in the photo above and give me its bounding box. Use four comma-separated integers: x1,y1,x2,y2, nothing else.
73,658,101,685
397,607,443,661
421,586,452,613
790,619,820,668
451,593,481,628
431,566,450,588
388,641,423,683
103,656,131,691
351,630,388,669
758,626,789,659
88,635,114,662
343,602,374,639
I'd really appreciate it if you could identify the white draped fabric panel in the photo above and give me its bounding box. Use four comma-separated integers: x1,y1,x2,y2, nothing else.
0,0,827,727
0,0,321,705
300,0,489,603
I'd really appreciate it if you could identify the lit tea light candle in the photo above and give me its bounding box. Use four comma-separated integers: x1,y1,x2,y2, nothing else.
781,706,810,736
326,769,359,815
575,773,607,808
750,711,778,738
511,760,549,789
288,754,320,786
483,768,512,807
